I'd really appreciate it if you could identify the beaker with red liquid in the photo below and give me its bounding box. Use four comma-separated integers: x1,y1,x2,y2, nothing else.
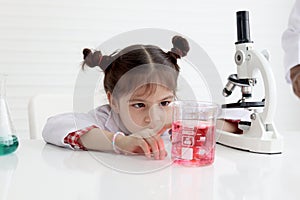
171,101,218,167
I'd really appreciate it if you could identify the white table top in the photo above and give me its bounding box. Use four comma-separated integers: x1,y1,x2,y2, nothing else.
1,131,300,200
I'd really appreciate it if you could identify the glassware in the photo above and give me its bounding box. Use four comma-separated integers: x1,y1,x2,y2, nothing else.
171,101,218,167
0,154,18,199
0,74,19,156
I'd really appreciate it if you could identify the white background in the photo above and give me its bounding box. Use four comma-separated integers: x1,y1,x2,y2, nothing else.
0,0,299,138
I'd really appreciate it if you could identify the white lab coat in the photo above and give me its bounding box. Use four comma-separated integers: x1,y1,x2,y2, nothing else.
282,0,300,83
42,104,130,149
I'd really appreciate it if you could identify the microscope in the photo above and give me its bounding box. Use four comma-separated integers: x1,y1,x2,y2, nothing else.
216,11,283,154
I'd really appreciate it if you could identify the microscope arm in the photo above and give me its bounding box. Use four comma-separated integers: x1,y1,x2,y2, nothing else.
247,49,277,125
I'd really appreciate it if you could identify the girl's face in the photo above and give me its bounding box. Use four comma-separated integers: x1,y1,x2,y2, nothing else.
116,84,174,133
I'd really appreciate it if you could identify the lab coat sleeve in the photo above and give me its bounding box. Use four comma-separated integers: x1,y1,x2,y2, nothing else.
42,112,102,149
282,0,300,83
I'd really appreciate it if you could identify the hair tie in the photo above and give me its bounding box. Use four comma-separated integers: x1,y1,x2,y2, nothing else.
171,47,184,57
97,54,103,67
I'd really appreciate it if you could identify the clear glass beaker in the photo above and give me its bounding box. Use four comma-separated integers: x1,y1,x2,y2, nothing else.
0,74,19,156
171,101,218,167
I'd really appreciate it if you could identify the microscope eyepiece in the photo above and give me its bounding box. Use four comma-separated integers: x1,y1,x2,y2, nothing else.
236,11,253,44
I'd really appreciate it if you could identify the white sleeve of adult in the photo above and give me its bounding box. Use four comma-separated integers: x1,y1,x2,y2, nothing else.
282,0,300,83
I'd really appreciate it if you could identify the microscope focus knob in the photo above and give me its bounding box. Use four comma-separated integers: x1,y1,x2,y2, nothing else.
235,50,245,65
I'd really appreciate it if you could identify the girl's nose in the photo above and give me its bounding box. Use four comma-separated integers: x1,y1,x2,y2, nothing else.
144,115,151,124
146,105,165,129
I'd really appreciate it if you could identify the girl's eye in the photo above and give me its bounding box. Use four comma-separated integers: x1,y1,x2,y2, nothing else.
160,101,171,107
132,103,145,108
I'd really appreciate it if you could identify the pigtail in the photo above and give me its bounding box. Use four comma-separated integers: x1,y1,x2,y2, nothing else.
82,48,111,71
167,35,190,63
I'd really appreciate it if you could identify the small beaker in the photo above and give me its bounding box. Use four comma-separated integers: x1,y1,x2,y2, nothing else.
171,101,218,167
0,74,19,156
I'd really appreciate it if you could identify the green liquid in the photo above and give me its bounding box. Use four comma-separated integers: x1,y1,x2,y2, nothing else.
0,135,19,156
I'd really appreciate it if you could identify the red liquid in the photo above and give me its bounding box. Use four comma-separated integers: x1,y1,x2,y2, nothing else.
171,121,215,167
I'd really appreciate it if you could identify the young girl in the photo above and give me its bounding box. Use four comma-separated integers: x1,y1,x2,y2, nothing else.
42,36,240,160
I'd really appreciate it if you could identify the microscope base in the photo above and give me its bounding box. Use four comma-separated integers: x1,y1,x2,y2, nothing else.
216,129,283,154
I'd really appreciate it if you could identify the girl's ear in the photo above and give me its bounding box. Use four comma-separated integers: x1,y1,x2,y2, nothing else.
107,92,119,113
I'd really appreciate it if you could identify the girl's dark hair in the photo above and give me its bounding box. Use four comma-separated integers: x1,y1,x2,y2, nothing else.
82,35,190,98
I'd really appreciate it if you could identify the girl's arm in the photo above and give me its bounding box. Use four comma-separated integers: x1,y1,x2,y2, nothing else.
78,128,115,152
42,112,99,148
78,128,167,160
216,119,242,134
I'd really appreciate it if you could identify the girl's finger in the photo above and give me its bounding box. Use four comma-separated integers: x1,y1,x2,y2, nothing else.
138,139,151,158
155,136,166,160
145,137,159,160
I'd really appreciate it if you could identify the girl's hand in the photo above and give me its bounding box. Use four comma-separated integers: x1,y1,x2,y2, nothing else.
115,124,171,160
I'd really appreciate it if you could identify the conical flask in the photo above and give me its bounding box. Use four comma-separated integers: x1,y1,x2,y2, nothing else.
0,74,18,156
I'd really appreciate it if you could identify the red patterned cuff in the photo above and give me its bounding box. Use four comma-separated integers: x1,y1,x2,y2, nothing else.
63,125,98,150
